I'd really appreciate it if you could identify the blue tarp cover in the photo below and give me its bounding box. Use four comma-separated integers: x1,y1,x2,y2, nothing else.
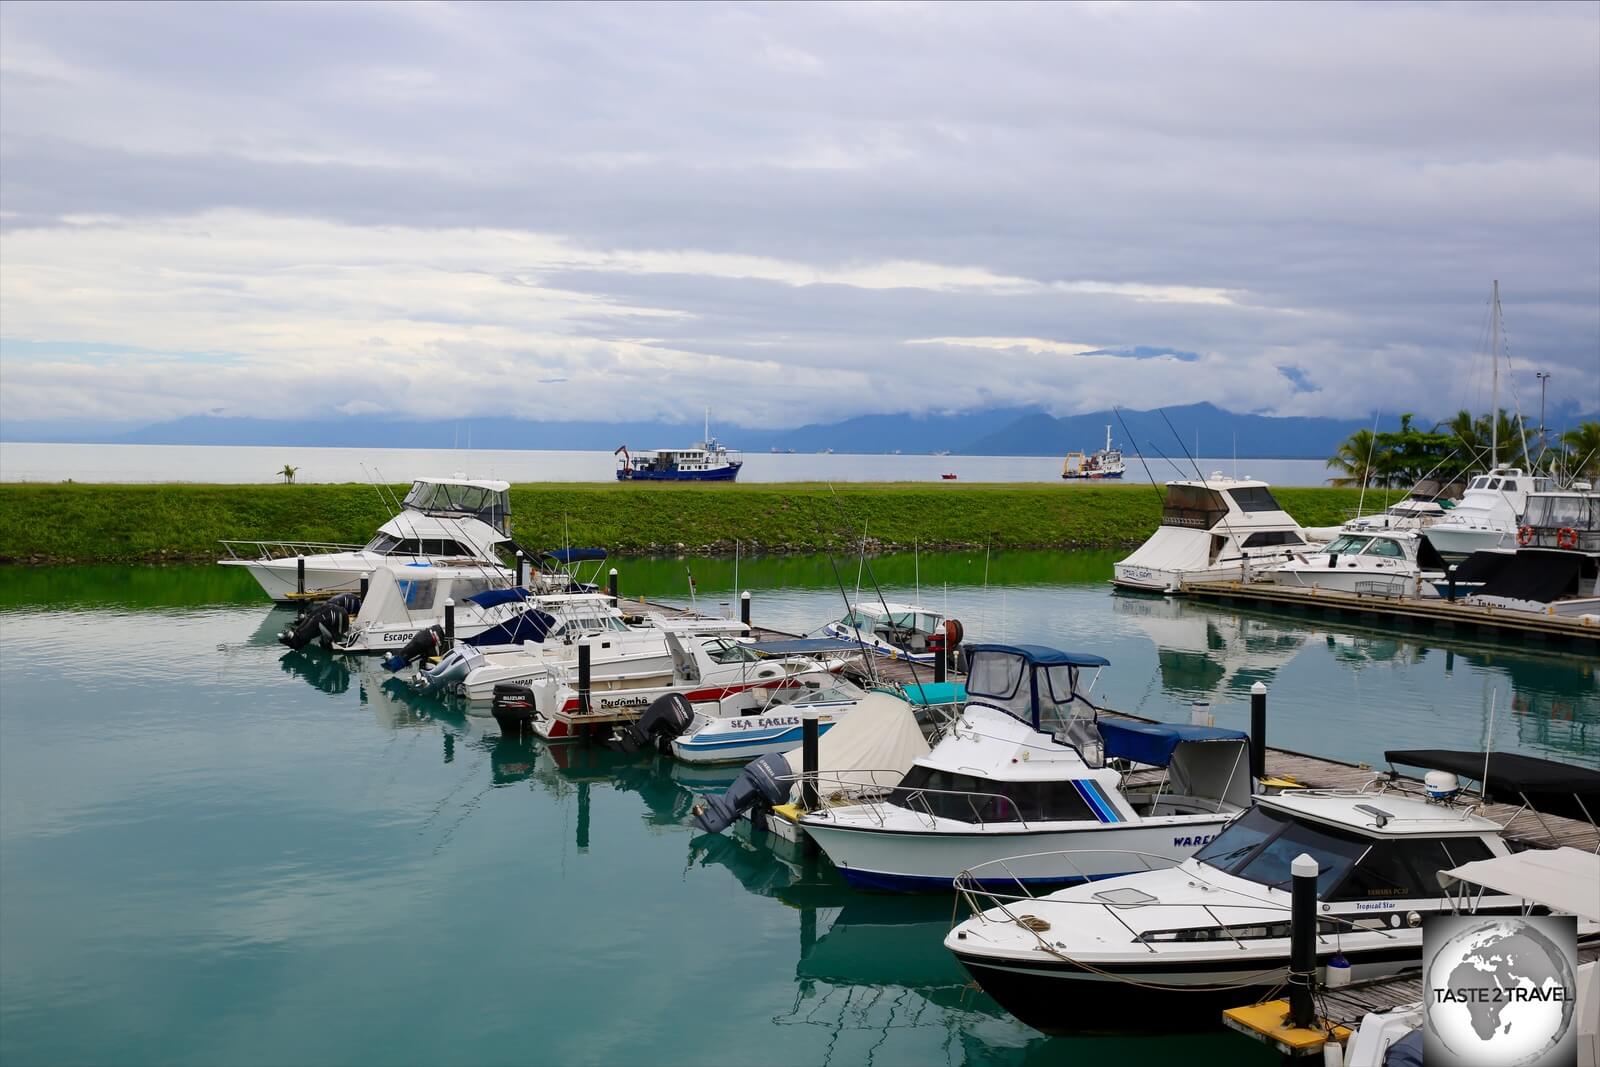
962,643,1110,668
543,547,608,564
465,609,557,648
464,586,530,609
897,682,966,706
1099,719,1248,767
746,638,864,657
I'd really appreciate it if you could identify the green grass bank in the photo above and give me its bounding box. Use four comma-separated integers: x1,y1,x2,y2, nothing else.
0,482,1373,564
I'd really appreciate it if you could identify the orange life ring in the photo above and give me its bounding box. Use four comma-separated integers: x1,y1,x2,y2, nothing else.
1557,527,1579,550
1517,525,1535,546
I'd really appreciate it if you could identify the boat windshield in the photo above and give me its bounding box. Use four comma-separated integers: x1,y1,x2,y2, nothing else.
1194,806,1362,895
1226,486,1285,513
1523,495,1600,531
1323,535,1374,555
402,481,512,535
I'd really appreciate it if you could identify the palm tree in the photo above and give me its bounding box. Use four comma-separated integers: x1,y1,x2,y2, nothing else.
1560,422,1600,480
1327,428,1380,487
279,465,298,485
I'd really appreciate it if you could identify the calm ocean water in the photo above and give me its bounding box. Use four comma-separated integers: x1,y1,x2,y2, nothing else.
0,441,1335,486
2,554,1593,1065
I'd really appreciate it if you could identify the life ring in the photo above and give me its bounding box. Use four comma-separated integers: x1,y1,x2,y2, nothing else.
1557,527,1580,550
1517,525,1535,547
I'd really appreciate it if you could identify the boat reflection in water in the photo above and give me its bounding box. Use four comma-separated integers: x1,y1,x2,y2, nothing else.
1112,594,1304,706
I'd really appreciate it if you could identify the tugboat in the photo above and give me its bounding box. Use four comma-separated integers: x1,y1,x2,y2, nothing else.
614,411,743,482
1061,425,1126,480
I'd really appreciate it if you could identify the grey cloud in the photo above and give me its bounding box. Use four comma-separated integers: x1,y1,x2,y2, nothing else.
1,0,1596,423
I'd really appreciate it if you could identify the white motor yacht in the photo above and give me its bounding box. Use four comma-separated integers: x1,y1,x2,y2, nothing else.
1113,476,1314,593
1304,497,1449,542
221,477,521,601
944,750,1600,1035
1462,486,1600,617
328,564,540,659
1423,468,1555,558
796,644,1253,891
1265,530,1448,599
822,601,961,664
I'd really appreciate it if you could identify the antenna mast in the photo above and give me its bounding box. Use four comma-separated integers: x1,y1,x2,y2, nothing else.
1490,280,1500,468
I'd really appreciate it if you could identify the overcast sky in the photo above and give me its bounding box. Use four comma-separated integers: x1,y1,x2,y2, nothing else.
2,1,1597,430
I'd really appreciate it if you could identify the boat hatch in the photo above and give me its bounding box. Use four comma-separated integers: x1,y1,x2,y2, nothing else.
1192,805,1496,899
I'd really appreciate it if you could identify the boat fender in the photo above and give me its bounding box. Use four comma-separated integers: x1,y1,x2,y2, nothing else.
382,625,445,672
692,753,793,834
613,692,695,754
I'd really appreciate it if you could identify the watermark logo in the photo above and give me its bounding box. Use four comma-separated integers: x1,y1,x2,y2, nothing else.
1423,914,1577,1067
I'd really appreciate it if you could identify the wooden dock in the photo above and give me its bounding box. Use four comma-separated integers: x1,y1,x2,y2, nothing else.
1181,580,1600,647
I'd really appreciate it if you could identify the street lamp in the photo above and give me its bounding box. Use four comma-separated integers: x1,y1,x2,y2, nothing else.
1536,371,1551,461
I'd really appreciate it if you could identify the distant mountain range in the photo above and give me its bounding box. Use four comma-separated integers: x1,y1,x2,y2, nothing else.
4,403,1592,459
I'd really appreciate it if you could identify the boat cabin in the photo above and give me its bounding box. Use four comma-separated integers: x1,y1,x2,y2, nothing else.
832,602,948,652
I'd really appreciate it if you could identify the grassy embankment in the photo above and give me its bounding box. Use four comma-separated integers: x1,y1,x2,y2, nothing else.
0,482,1375,564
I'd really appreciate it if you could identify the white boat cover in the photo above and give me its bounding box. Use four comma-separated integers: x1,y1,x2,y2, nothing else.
1119,526,1214,572
1441,847,1600,921
780,692,929,800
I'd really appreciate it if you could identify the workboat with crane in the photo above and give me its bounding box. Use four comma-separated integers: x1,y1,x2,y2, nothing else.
1061,426,1127,480
220,477,518,601
614,410,743,482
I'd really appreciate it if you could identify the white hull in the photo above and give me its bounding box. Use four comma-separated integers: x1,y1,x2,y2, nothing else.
1267,565,1440,599
220,555,402,601
1111,560,1266,593
670,702,854,764
801,814,1233,891
1425,523,1513,556
460,652,674,703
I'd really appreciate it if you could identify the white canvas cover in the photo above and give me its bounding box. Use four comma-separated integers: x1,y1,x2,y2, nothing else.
1442,847,1600,921
1118,526,1215,572
781,692,930,801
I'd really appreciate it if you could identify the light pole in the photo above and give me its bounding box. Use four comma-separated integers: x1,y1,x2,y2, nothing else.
1536,371,1551,463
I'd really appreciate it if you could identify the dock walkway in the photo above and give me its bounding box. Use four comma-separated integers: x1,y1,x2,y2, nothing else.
1182,579,1599,648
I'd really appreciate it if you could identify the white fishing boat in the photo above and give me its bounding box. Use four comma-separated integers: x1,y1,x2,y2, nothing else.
1112,476,1314,593
492,631,847,742
415,602,750,702
327,564,543,659
1264,530,1449,599
220,477,516,600
795,644,1252,891
1461,486,1600,616
1061,426,1126,480
821,602,961,664
1423,467,1554,557
1303,497,1450,542
667,678,873,765
944,750,1600,1034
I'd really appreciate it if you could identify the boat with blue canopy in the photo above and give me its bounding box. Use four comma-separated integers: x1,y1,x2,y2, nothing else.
795,643,1252,891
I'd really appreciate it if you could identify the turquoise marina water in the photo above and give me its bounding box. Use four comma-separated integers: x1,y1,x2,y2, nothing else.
1,556,1594,1065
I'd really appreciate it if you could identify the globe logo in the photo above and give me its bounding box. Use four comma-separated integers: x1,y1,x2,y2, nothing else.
1424,915,1578,1067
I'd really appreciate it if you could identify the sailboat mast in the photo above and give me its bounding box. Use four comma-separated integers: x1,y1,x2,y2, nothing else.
1490,279,1500,468
704,406,710,447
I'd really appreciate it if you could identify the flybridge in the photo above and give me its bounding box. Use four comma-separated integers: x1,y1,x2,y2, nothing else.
401,478,512,536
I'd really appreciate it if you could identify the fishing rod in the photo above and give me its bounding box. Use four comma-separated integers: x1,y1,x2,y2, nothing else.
1112,407,1168,513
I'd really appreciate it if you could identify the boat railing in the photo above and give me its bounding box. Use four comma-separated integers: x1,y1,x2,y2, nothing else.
219,538,364,561
952,850,1407,954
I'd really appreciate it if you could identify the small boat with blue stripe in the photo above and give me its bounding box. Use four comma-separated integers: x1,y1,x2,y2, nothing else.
796,644,1251,892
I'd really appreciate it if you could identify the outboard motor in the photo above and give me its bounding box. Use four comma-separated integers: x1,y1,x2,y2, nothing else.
382,624,446,672
277,592,362,651
614,693,695,755
411,645,474,693
491,683,538,735
692,752,793,834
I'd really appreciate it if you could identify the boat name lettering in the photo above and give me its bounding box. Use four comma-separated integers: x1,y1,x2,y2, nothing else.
1354,901,1396,911
1172,834,1215,847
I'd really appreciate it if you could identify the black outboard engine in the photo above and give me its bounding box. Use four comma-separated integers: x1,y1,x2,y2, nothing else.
491,683,538,735
277,592,362,651
381,624,446,672
692,752,793,834
614,693,695,755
